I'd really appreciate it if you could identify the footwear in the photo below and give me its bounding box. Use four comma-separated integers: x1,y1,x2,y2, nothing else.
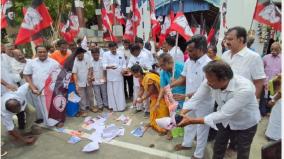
90,107,99,113
1,150,7,157
35,119,43,124
174,144,192,151
191,156,202,159
55,122,64,128
134,109,142,113
76,111,88,117
144,112,150,118
30,125,42,135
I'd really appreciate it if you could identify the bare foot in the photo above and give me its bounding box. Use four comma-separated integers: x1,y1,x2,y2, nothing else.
174,144,192,151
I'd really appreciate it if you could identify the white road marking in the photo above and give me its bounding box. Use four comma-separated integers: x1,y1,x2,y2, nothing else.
107,140,190,159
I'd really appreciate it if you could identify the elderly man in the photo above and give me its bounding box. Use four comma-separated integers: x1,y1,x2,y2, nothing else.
2,83,38,145
170,35,214,159
23,45,61,127
178,61,260,159
1,43,18,94
10,49,30,85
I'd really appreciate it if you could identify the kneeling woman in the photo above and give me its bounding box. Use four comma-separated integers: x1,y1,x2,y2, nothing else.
131,64,169,134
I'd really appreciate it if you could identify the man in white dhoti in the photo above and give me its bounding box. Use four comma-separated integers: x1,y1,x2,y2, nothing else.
102,42,127,112
23,45,61,127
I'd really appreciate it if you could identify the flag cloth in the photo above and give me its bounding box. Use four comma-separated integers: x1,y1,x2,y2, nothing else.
101,6,117,42
59,13,80,43
171,12,193,41
114,2,125,25
1,0,14,29
131,0,141,37
253,0,281,31
207,13,220,46
123,18,134,42
159,0,174,46
44,63,72,123
15,0,52,45
189,14,200,35
149,0,161,42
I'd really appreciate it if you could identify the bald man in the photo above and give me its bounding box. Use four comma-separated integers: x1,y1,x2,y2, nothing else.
1,83,39,145
11,49,30,85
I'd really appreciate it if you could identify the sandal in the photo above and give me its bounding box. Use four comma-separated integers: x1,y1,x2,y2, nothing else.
174,144,192,151
90,107,99,113
76,111,87,117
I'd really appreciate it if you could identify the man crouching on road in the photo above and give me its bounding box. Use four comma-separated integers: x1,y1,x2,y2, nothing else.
2,83,41,145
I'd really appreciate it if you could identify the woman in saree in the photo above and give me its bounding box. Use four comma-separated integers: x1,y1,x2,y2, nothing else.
131,64,169,134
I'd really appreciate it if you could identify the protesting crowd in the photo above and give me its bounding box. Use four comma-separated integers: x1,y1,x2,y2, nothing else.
1,25,282,159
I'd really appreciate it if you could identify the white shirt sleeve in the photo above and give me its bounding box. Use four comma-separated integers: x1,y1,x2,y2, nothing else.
204,88,254,128
250,55,266,80
2,114,15,131
72,60,78,74
127,56,134,68
23,61,33,75
181,60,188,76
16,83,29,97
102,53,108,69
183,80,211,110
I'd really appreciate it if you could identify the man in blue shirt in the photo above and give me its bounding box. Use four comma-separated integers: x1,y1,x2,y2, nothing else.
155,53,186,110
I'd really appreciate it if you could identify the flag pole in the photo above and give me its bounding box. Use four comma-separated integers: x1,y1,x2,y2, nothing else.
249,0,258,31
172,0,183,79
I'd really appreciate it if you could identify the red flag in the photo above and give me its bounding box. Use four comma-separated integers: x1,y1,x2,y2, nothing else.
253,1,281,31
171,12,193,41
15,2,52,45
149,0,161,42
189,14,200,35
159,12,174,46
114,3,125,25
59,14,80,43
101,7,116,42
207,13,220,46
123,18,134,42
131,0,141,37
103,0,115,24
1,0,14,29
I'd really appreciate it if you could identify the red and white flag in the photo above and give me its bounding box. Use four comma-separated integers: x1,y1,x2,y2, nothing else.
131,0,141,37
149,0,161,42
114,2,125,25
102,7,117,41
171,12,193,41
253,0,281,31
123,18,134,42
159,12,174,46
15,1,52,45
59,13,80,43
1,0,14,29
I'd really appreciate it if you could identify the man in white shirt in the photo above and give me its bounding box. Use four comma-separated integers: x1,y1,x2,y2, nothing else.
128,44,152,114
11,49,30,85
222,26,266,99
221,26,266,152
119,39,134,99
1,83,38,145
102,42,127,112
1,43,18,94
135,37,155,67
178,61,260,159
23,45,61,127
165,36,184,63
90,48,108,111
73,47,98,116
170,35,214,159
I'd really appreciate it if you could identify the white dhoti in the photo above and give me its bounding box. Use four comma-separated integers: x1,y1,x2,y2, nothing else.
182,110,211,158
133,78,150,112
107,81,126,111
28,92,59,127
